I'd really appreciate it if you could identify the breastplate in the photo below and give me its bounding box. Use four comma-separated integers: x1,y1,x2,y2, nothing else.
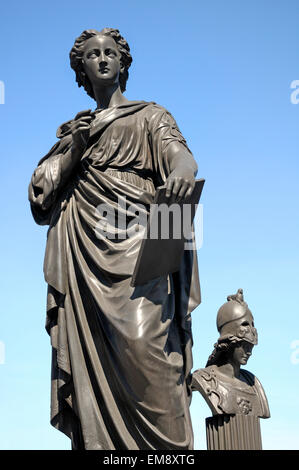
192,367,265,416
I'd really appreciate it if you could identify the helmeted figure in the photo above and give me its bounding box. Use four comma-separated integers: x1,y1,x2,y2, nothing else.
192,289,270,450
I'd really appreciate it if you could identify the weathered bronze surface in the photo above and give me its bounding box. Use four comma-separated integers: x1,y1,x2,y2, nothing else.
192,289,270,450
28,28,201,450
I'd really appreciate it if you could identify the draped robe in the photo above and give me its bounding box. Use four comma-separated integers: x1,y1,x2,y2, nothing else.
28,101,201,450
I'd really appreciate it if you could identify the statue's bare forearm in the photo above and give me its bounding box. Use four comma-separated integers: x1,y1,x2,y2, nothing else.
166,141,198,176
164,141,198,199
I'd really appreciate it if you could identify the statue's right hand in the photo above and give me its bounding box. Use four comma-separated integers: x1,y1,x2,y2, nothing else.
71,110,92,153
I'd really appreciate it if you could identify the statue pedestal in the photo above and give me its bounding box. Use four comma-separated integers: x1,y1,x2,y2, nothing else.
205,414,262,450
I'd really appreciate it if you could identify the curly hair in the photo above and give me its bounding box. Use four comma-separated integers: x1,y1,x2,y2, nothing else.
69,28,133,99
206,336,242,367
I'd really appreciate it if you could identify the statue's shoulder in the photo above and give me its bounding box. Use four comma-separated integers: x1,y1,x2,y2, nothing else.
141,101,179,129
141,101,165,115
240,369,271,418
191,367,224,415
192,367,218,394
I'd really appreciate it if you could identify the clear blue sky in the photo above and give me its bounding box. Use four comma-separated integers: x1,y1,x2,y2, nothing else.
0,0,298,450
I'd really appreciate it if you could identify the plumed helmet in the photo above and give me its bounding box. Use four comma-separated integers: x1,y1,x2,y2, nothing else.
216,289,258,345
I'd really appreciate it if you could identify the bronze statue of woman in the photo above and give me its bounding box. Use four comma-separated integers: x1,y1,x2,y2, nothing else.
28,28,201,450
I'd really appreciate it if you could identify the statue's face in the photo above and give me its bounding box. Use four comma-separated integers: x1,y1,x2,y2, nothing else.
231,340,254,366
82,35,123,89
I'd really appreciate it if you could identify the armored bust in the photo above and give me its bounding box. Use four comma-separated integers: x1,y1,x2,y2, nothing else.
192,289,270,449
192,289,270,417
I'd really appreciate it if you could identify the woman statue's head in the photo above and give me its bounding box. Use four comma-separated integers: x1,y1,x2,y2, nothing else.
206,289,258,367
70,28,133,99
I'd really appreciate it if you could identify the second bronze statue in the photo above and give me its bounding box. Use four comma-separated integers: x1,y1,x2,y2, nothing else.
192,289,270,450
